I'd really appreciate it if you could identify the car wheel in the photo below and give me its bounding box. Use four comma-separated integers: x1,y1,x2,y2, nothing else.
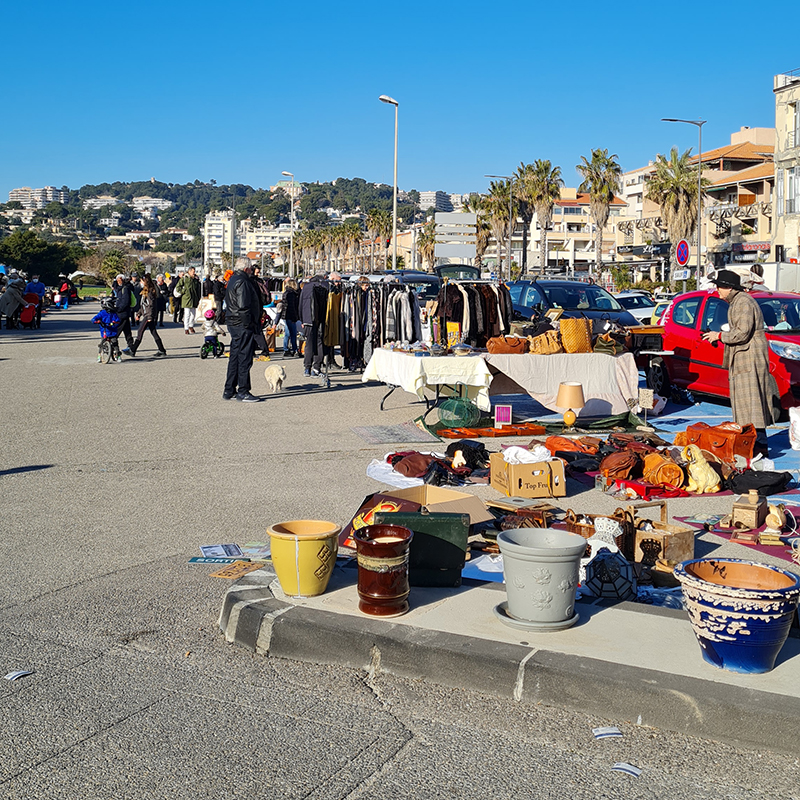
646,358,671,396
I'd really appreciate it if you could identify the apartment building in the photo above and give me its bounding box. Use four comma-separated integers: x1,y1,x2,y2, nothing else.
8,186,69,209
131,196,173,213
418,191,453,213
774,69,800,262
202,210,291,265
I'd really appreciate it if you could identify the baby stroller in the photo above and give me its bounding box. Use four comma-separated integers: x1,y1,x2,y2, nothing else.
18,303,37,329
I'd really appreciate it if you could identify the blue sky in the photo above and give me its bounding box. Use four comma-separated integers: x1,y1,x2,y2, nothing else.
1,0,791,202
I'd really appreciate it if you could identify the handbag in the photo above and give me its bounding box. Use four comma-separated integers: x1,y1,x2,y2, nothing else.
394,453,435,478
674,422,756,465
593,332,625,356
726,470,792,496
528,329,563,355
487,335,528,355
559,317,593,354
642,452,685,488
599,450,642,480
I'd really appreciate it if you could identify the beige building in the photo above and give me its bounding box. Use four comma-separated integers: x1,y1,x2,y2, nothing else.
773,69,800,262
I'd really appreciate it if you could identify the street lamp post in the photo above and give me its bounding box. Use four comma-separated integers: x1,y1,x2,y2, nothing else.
281,171,295,278
662,117,707,292
485,174,514,282
379,95,399,271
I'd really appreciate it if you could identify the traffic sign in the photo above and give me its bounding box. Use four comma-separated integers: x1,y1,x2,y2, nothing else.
672,269,690,281
676,239,690,267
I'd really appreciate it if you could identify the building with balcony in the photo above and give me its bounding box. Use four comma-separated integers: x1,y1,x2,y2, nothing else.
418,191,453,213
8,186,69,209
774,69,800,262
203,210,236,266
203,210,292,266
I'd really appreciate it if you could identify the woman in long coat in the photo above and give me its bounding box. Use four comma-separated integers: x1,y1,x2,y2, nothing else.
702,269,775,455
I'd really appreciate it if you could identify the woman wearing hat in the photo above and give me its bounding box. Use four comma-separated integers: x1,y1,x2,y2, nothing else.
702,269,775,456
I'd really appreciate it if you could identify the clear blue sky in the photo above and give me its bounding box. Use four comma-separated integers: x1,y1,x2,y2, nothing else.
1,0,791,202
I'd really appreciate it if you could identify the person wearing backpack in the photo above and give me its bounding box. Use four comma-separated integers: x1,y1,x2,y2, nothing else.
112,274,136,352
176,266,201,334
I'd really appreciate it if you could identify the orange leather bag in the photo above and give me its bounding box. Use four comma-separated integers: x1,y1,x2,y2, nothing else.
642,452,685,488
487,336,528,355
673,422,756,465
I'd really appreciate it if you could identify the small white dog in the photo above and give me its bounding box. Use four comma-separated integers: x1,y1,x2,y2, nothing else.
264,364,286,393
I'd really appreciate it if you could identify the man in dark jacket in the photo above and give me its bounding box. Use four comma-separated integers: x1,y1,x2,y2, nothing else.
223,257,262,402
112,274,136,352
176,265,201,334
300,273,329,376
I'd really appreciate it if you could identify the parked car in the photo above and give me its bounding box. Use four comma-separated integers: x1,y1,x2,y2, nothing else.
507,279,641,327
615,291,657,323
647,289,800,412
348,270,441,301
651,299,672,325
434,264,481,281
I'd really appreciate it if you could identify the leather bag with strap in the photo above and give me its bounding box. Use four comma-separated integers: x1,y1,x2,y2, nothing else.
673,422,756,465
599,450,642,480
642,452,685,488
528,329,563,355
487,335,528,355
559,317,593,354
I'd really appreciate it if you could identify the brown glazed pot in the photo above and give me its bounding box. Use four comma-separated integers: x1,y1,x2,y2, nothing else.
353,524,414,617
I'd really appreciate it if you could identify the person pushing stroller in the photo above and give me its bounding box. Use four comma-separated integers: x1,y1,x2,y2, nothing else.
91,297,122,362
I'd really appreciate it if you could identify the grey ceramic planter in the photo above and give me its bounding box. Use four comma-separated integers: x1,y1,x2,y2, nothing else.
497,528,587,631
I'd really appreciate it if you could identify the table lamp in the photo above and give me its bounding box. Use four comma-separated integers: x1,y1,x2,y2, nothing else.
556,381,585,429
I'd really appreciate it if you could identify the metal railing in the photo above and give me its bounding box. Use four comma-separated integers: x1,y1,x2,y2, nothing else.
785,132,800,150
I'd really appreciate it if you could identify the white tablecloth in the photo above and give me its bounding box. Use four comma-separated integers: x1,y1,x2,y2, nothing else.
484,352,639,416
362,349,493,411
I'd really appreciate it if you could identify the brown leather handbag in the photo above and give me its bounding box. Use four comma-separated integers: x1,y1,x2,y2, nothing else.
544,436,583,455
673,422,756,465
487,335,528,355
528,329,563,355
599,450,642,479
642,452,685,488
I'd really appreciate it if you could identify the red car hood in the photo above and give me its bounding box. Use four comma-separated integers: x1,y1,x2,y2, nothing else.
766,330,800,344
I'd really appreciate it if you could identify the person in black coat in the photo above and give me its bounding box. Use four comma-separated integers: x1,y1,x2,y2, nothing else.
155,273,170,327
111,274,136,351
223,257,263,402
277,278,301,356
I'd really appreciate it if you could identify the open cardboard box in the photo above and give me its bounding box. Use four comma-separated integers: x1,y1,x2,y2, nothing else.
340,485,493,548
489,452,566,498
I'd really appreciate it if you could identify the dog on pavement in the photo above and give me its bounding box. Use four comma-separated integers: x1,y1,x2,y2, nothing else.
264,364,286,393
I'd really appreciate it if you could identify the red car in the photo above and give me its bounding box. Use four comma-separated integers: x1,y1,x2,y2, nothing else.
647,289,800,413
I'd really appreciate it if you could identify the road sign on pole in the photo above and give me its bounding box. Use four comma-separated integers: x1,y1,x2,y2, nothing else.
676,239,690,267
434,212,477,259
672,269,690,281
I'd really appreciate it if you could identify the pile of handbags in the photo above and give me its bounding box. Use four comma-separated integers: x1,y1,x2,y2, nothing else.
387,440,492,487
487,315,632,357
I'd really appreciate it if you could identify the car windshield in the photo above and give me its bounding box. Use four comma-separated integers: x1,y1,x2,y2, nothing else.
618,295,654,310
540,284,623,312
400,278,439,301
757,297,800,333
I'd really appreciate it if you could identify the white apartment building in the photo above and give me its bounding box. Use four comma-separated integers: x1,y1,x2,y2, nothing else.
418,191,453,212
774,69,800,262
203,210,237,265
131,196,173,213
8,186,68,209
238,223,292,257
83,195,121,210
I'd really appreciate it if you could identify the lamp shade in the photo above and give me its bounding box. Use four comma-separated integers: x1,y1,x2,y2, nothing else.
556,381,585,410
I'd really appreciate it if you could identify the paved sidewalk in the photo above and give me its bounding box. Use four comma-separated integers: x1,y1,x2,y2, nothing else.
220,561,800,755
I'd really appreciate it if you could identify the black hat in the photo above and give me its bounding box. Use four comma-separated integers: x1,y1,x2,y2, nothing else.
711,269,742,290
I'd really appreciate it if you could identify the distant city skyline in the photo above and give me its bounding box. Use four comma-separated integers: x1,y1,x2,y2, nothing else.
1,0,787,204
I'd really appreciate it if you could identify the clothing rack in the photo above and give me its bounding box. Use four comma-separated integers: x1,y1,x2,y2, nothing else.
434,280,514,348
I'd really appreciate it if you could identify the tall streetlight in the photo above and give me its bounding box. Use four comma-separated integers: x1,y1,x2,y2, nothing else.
379,95,399,271
485,174,514,281
662,117,707,291
281,170,295,277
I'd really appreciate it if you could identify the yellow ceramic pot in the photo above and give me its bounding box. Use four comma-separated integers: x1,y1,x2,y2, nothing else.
267,520,341,598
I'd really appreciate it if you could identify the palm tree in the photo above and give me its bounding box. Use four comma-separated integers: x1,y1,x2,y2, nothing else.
463,194,492,271
513,163,536,273
526,160,564,275
418,219,437,271
576,148,622,274
341,219,363,271
645,146,709,277
366,208,391,271
485,180,516,281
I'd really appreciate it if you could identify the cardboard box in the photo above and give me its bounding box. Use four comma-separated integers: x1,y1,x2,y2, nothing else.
340,485,493,548
489,452,566,498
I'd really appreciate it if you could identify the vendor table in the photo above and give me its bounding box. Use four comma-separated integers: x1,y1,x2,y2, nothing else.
484,352,639,416
362,349,493,411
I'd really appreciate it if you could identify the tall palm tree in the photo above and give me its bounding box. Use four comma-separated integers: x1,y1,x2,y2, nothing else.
576,148,622,273
463,194,491,270
485,180,516,281
418,219,437,272
527,160,564,275
366,208,391,271
342,219,363,271
645,146,709,276
513,163,536,272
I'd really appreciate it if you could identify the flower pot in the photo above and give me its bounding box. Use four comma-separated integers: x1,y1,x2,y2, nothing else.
675,558,800,674
496,528,586,631
267,519,341,598
353,524,413,618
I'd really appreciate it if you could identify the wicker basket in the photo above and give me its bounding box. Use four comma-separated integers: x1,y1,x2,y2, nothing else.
565,507,635,559
560,317,593,354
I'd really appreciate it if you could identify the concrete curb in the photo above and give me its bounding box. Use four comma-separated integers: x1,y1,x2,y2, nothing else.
218,569,800,755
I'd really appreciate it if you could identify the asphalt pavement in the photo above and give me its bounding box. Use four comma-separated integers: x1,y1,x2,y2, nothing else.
2,302,800,799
